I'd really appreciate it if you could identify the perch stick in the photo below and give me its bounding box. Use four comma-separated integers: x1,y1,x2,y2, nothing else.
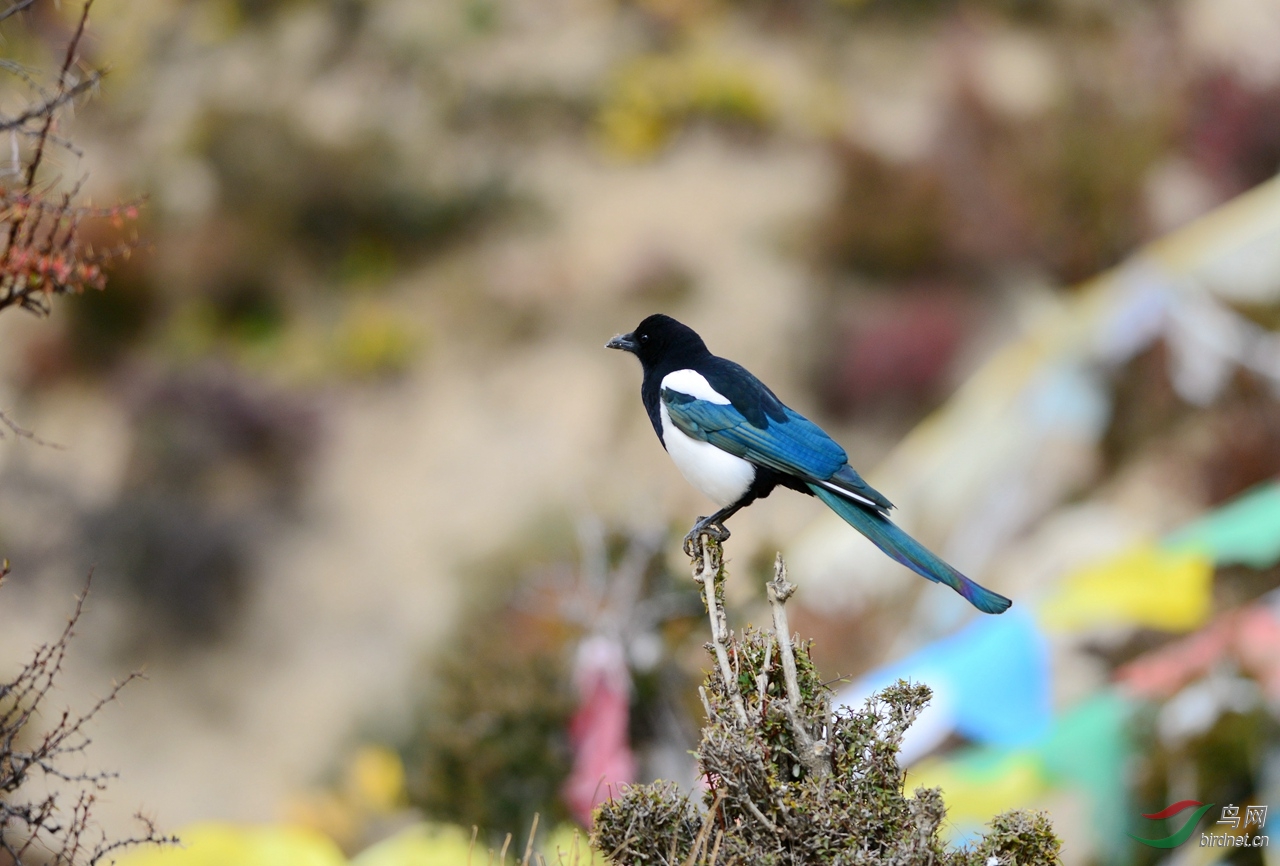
767,552,829,777
693,536,749,726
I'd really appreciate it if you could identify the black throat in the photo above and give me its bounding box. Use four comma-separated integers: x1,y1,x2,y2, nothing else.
638,345,712,444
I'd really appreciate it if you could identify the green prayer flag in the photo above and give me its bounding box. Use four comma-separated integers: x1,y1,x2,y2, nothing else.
1165,482,1280,569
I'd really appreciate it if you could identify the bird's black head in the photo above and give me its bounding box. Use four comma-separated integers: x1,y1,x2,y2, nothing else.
606,314,709,368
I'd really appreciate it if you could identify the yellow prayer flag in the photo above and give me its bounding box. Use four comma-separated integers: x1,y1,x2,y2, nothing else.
1039,544,1213,633
350,824,476,866
114,823,346,866
907,753,1049,826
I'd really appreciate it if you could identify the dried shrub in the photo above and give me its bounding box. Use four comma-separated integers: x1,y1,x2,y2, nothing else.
0,568,175,865
593,541,1061,866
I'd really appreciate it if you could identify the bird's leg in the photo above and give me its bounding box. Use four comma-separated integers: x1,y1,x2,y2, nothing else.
683,504,742,557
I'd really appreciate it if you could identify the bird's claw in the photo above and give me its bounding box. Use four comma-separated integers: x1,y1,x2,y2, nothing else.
683,518,731,557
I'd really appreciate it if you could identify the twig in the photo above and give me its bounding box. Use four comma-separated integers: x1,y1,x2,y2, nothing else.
0,568,175,864
0,408,64,448
692,536,748,727
604,835,637,864
698,685,713,720
0,72,102,135
756,634,773,714
766,553,829,778
0,0,38,24
20,1,95,189
742,795,779,835
681,790,724,866
766,555,799,704
521,813,539,866
708,829,724,866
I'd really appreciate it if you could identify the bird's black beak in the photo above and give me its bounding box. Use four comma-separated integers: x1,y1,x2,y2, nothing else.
605,332,639,353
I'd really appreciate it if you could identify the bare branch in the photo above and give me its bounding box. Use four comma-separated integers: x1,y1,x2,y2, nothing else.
0,72,102,135
0,570,176,865
22,1,96,188
766,553,829,779
0,408,65,447
0,0,38,24
691,537,747,727
755,634,772,715
0,58,52,96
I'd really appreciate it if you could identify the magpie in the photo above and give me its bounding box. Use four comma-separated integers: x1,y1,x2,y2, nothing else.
606,314,1011,614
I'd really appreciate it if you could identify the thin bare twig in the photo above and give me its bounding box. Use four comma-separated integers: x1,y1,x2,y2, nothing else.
707,829,723,866
0,569,176,864
21,1,95,189
0,72,102,135
756,634,772,714
680,790,724,866
698,685,713,720
0,58,51,96
0,407,65,448
521,813,539,866
766,553,828,779
0,0,38,24
692,537,747,727
740,796,778,835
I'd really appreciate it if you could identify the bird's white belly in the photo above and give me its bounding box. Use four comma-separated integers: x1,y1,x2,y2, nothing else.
660,403,755,508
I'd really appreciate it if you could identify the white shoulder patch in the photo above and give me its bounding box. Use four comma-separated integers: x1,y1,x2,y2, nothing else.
661,369,731,404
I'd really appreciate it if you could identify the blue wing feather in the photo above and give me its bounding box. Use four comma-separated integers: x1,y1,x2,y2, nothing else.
663,391,846,479
663,390,891,512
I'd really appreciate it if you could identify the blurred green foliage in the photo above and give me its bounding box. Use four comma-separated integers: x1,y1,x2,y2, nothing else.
598,51,772,158
1131,705,1280,866
199,112,506,268
402,606,573,840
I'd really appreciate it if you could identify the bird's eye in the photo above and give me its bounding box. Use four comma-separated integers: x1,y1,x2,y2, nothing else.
639,333,649,343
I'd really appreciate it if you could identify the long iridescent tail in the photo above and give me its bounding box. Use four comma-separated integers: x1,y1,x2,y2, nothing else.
808,483,1012,614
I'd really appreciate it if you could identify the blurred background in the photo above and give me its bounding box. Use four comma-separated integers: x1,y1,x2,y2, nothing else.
1,0,1280,863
